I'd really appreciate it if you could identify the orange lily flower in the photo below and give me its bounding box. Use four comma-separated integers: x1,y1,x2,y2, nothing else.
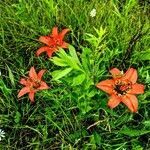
96,68,144,112
18,67,49,102
36,27,70,57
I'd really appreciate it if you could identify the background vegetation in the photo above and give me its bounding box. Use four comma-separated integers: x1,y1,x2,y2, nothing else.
0,0,150,149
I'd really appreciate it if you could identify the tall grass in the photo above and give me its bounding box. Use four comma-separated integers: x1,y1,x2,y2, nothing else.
0,0,150,149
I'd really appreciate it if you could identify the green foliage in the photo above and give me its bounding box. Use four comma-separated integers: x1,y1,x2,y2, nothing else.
0,0,150,149
120,126,150,137
51,67,72,80
14,111,21,124
51,45,95,114
0,77,11,99
85,26,107,49
51,46,83,80
6,64,15,87
138,49,150,61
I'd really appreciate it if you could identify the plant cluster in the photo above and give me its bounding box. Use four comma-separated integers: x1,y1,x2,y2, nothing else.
18,27,144,113
0,0,150,149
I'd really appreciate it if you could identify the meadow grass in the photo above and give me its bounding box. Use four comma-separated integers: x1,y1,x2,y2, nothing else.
0,0,150,149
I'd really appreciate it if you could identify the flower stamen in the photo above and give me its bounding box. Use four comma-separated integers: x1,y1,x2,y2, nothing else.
114,80,132,96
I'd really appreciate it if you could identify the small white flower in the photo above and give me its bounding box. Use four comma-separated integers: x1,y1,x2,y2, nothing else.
0,129,5,141
90,8,96,17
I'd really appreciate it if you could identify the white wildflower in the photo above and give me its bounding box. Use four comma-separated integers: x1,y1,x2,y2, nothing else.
90,8,96,17
0,129,5,141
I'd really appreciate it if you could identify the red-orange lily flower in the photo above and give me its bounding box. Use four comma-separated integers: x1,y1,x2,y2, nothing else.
36,27,70,57
18,67,49,102
96,68,144,112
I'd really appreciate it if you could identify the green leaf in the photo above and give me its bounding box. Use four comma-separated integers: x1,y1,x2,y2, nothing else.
14,111,21,124
57,48,69,59
120,126,150,137
93,132,101,145
139,49,150,60
69,45,81,65
51,57,68,66
57,49,82,70
87,90,97,97
81,47,91,72
94,26,106,39
78,101,92,114
0,79,11,98
51,68,72,80
6,64,15,86
85,26,106,48
68,57,81,70
72,73,85,86
143,121,150,127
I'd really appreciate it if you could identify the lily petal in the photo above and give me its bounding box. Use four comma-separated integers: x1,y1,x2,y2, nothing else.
19,78,27,85
47,49,54,57
37,70,46,80
51,27,58,37
29,67,38,79
97,79,114,87
96,79,114,94
59,28,70,40
29,91,35,102
38,81,49,90
121,94,138,112
108,94,121,109
129,83,144,94
18,87,30,98
39,36,52,46
122,68,137,84
36,46,52,57
61,42,69,48
110,68,121,77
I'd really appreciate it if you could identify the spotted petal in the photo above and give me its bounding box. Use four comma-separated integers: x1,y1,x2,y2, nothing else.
59,28,70,40
108,94,121,109
39,36,52,46
61,42,69,48
29,91,35,102
122,68,137,84
18,87,30,98
51,27,58,37
29,67,38,80
38,81,49,90
121,94,138,112
129,83,144,94
110,68,121,77
96,79,114,94
37,70,46,80
47,49,54,57
36,46,53,57
19,78,27,86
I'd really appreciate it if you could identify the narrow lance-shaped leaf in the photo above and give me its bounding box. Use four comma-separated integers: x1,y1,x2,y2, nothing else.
72,73,86,86
6,64,15,86
57,49,82,71
138,49,150,60
51,57,68,67
120,126,150,137
69,45,81,66
51,68,72,80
